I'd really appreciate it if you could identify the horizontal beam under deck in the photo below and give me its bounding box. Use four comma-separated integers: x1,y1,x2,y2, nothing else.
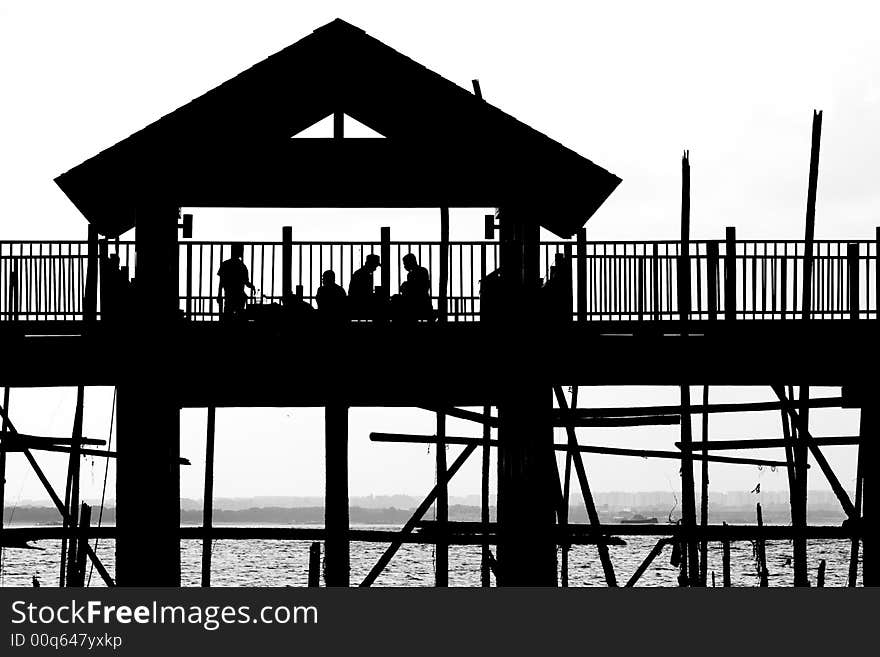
0,321,876,404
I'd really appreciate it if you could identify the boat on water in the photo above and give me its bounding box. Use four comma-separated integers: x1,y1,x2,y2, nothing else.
620,513,659,524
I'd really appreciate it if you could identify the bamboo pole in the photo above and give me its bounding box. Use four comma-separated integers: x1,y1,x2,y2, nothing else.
0,387,8,580
680,386,699,586
699,385,709,586
625,538,668,587
371,432,795,467
481,405,491,587
0,402,114,586
360,445,477,587
435,411,448,587
756,503,768,587
849,413,864,586
553,386,617,586
308,542,321,587
722,522,731,586
61,385,84,587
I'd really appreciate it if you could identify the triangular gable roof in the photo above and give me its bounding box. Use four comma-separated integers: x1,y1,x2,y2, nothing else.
55,19,621,238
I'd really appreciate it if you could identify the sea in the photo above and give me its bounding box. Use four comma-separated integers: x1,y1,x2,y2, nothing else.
0,524,861,587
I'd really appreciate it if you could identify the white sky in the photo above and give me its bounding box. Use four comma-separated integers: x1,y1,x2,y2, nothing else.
1,1,877,506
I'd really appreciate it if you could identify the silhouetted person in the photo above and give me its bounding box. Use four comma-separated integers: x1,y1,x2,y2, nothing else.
217,243,255,321
391,253,432,321
316,270,348,322
348,254,381,320
282,290,316,323
541,264,569,323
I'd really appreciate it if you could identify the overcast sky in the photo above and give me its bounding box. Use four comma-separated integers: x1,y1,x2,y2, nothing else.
0,1,877,507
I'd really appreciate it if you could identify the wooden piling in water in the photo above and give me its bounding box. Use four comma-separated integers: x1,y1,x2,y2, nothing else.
699,385,709,586
0,387,8,580
481,405,492,587
202,406,216,587
70,503,91,588
817,559,826,587
324,403,350,587
680,386,699,586
756,503,768,587
308,542,321,587
860,402,877,586
61,385,84,588
435,411,448,587
722,522,731,587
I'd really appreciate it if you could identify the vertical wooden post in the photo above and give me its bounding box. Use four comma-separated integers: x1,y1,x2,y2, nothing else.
324,403,350,586
848,423,864,587
0,387,8,578
652,243,661,321
439,208,449,322
802,110,822,322
281,226,292,299
699,385,710,585
860,403,878,586
333,111,344,140
680,385,699,585
495,207,556,585
380,227,391,301
202,406,216,587
848,243,859,320
722,521,731,587
308,542,321,587
72,503,91,587
185,243,193,320
792,116,822,587
817,559,826,587
98,238,109,317
560,387,577,586
481,405,492,587
576,228,587,323
62,385,85,587
561,245,573,320
497,381,556,585
435,411,448,586
757,503,768,587
875,228,880,320
117,203,181,586
678,151,691,324
724,227,737,321
706,242,719,321
84,224,98,323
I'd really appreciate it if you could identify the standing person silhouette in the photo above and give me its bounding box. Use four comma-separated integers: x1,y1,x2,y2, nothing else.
348,254,381,320
217,243,255,321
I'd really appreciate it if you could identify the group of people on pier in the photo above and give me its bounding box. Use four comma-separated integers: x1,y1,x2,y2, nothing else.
217,245,434,323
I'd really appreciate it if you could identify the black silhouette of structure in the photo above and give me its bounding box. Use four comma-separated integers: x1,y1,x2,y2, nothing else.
0,19,877,588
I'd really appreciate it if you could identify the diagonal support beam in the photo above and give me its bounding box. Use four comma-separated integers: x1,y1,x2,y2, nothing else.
553,386,617,587
771,385,856,518
360,444,477,587
0,403,115,586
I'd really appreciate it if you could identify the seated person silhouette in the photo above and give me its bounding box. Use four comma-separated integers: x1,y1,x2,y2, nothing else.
391,253,433,322
348,254,381,320
217,243,255,321
315,270,348,323
282,290,316,323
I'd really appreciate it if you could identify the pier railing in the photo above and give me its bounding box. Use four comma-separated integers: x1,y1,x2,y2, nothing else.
1,236,877,323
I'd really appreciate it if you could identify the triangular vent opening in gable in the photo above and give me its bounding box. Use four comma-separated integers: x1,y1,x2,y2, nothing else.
291,114,385,139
